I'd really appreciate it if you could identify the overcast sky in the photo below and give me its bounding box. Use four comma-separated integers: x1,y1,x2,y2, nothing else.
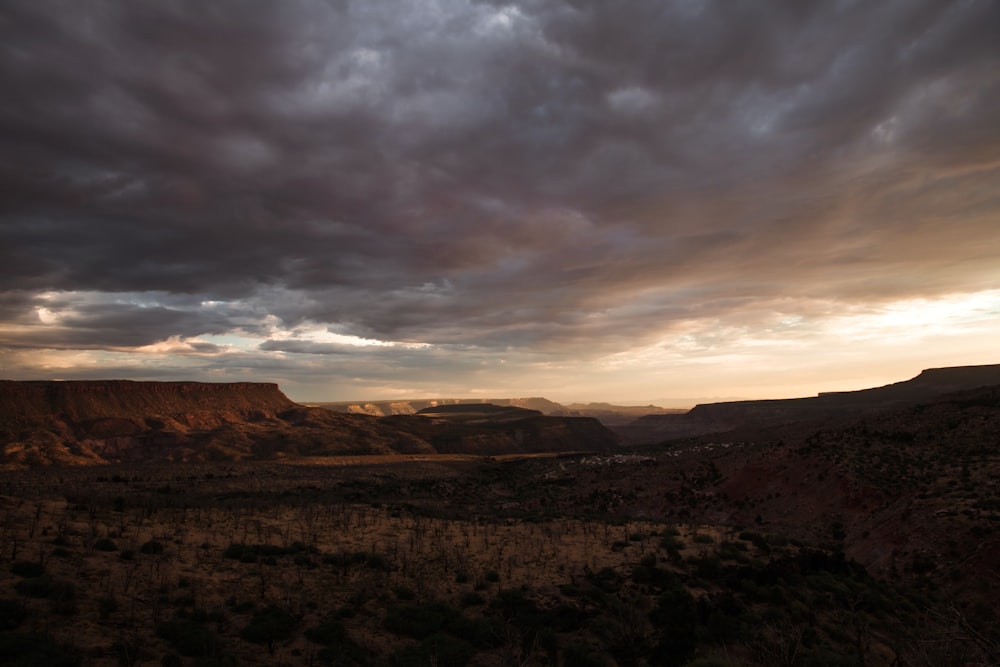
2,0,999,405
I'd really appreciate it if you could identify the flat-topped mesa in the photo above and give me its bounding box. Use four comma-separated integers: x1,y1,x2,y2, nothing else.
0,380,620,467
0,380,298,426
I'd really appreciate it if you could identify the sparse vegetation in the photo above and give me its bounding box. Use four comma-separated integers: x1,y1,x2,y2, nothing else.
1,381,999,666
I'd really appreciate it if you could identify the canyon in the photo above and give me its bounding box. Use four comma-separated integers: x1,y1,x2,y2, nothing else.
0,380,615,468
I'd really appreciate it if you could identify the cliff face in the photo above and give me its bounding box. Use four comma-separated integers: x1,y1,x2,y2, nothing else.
0,381,617,467
0,380,297,424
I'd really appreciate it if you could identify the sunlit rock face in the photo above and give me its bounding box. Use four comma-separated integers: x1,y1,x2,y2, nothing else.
0,381,617,467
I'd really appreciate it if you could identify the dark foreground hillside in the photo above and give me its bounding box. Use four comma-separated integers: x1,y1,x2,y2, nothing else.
0,457,989,667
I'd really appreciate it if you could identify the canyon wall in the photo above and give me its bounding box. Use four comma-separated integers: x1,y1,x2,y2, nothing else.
0,381,617,467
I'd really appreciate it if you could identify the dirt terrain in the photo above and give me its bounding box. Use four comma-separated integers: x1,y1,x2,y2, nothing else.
1,370,999,665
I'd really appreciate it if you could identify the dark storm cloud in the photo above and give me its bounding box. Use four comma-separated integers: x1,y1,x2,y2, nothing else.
1,0,999,359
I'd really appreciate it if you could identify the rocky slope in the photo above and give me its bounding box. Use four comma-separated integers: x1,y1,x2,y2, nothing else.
616,364,1000,444
0,381,617,467
491,383,1000,616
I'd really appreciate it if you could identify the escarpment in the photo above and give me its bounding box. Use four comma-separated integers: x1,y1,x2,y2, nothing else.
0,381,617,467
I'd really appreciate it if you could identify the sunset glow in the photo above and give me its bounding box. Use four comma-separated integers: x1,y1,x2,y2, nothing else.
1,1,998,403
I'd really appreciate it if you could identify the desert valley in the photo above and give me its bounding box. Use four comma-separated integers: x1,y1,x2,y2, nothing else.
0,365,998,666
5,1,1000,665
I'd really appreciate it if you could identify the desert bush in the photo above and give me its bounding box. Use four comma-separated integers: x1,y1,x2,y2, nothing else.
140,539,165,555
449,615,505,649
0,631,81,666
0,599,27,630
390,633,476,667
559,583,583,598
318,644,369,666
365,553,390,571
239,605,298,652
293,553,317,569
305,618,368,666
459,591,485,608
94,538,118,551
384,602,461,639
9,561,45,578
685,658,741,667
659,535,684,559
223,542,310,563
156,618,219,657
587,567,621,593
305,618,347,645
631,564,652,584
564,642,607,667
649,587,697,667
227,599,255,614
394,585,417,601
98,595,118,620
15,575,75,602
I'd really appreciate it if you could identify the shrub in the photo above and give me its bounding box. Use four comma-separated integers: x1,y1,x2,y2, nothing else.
98,595,118,620
449,615,505,649
306,616,374,665
305,618,346,646
390,633,476,667
156,619,219,657
564,643,607,667
459,592,485,608
140,539,165,555
239,605,298,652
15,575,75,602
9,561,45,578
0,631,81,666
384,602,461,640
94,538,118,552
365,553,390,571
394,586,417,601
685,658,741,667
0,599,27,630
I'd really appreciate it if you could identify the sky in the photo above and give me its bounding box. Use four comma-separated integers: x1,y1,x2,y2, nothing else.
1,0,999,406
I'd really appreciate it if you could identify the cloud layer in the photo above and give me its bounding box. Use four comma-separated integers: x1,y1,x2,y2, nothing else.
2,0,999,401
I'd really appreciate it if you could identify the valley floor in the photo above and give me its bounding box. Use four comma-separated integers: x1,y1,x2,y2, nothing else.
0,452,997,666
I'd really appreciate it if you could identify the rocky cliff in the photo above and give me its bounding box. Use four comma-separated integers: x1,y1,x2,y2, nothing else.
0,380,297,425
0,381,617,467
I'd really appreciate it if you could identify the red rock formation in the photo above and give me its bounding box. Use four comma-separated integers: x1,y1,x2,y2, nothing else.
0,381,617,467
